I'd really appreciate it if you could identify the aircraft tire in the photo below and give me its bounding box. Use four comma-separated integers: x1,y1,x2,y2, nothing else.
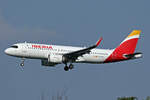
64,66,69,71
69,64,74,69
20,63,24,66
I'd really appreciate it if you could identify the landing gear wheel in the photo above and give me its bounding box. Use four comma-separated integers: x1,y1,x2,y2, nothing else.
20,63,24,66
69,64,74,69
64,66,69,71
20,62,24,70
20,58,25,70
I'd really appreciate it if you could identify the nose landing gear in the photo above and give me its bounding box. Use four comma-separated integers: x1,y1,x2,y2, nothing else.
20,63,24,66
20,58,25,70
20,58,25,66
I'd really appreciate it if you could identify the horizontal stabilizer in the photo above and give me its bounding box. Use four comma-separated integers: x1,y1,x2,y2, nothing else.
124,52,143,59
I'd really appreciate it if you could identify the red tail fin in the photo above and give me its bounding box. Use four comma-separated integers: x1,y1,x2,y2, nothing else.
116,30,141,55
105,30,141,62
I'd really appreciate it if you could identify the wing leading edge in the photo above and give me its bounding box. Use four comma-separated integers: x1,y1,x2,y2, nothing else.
63,37,103,61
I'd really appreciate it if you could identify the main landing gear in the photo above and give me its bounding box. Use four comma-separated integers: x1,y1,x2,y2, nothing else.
64,63,74,71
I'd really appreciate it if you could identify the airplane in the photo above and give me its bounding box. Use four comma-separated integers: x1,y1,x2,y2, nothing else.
4,30,142,71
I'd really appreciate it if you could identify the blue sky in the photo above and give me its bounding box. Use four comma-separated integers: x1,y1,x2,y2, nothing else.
0,0,149,100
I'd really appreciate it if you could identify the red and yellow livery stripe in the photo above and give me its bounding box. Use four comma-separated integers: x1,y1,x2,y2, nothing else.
104,30,141,62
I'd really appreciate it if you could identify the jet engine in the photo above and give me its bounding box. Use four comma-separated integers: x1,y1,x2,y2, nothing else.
48,54,63,63
41,55,64,67
41,59,57,66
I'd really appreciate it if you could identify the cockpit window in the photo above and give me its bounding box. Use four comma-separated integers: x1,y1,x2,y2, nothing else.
11,45,18,48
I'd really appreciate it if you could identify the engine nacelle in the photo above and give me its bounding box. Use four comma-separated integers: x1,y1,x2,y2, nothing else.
48,54,63,63
41,59,57,67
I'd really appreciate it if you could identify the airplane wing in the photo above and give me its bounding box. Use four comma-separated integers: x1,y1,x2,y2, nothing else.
63,37,103,61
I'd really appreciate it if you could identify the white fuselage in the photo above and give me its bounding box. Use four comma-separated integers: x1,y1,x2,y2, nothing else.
5,43,113,64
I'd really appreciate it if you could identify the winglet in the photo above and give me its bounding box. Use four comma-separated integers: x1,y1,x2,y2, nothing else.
96,37,103,46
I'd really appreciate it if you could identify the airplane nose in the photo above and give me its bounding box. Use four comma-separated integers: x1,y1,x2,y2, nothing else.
4,48,16,56
4,49,8,54
4,48,10,55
